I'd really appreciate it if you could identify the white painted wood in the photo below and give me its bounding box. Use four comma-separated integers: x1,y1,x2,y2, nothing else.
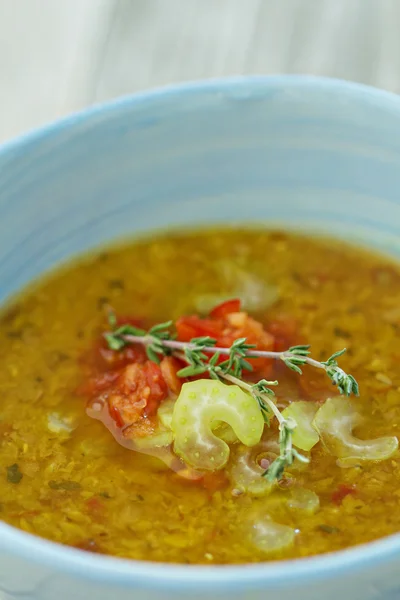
0,0,112,141
1,0,400,143
93,0,400,102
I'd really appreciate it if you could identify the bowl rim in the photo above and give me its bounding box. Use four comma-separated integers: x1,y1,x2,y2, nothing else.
1,74,400,591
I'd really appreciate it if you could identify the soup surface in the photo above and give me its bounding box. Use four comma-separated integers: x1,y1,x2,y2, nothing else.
1,228,400,564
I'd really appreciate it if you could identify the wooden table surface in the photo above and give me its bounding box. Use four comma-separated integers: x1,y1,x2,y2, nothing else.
1,0,400,142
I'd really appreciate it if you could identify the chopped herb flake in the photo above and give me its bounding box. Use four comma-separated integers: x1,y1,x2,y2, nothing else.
97,296,110,310
318,524,340,534
108,279,125,290
99,491,111,499
6,463,23,484
49,480,82,491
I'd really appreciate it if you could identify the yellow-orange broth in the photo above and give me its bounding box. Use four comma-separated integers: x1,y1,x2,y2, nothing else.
1,228,400,564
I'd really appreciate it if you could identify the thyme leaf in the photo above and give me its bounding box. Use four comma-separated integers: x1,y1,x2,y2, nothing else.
263,418,310,481
322,349,359,396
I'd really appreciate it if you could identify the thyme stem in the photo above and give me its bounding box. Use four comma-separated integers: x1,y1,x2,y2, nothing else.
122,335,339,379
221,372,284,423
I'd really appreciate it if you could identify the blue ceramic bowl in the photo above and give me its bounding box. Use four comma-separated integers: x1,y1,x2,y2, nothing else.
1,76,400,600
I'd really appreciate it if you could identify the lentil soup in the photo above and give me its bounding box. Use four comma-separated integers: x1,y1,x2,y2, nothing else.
1,228,400,564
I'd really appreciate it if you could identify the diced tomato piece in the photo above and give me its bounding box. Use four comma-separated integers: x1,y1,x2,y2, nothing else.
82,336,147,375
176,316,223,341
108,401,125,428
103,361,168,428
144,361,169,416
266,314,300,352
98,315,147,369
332,484,356,505
86,497,104,515
210,298,241,319
175,319,198,341
160,356,185,394
81,314,146,372
176,311,275,375
222,312,275,374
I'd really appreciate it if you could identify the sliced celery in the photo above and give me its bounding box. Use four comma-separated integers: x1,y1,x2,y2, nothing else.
228,437,278,496
287,487,320,514
157,398,176,430
313,396,398,466
282,401,319,451
247,516,295,554
171,380,264,470
158,400,237,443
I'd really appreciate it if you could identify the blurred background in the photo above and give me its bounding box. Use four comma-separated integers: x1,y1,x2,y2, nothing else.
1,0,399,143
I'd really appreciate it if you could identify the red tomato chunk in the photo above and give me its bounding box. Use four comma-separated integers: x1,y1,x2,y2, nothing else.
176,307,275,375
331,484,356,505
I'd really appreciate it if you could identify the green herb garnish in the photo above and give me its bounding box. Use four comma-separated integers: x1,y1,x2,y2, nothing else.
6,463,23,484
99,491,111,499
48,480,82,491
318,524,340,534
104,312,359,481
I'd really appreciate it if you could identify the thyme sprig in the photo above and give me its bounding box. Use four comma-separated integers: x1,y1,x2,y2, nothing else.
105,320,174,363
265,418,309,481
282,345,359,396
104,312,359,480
